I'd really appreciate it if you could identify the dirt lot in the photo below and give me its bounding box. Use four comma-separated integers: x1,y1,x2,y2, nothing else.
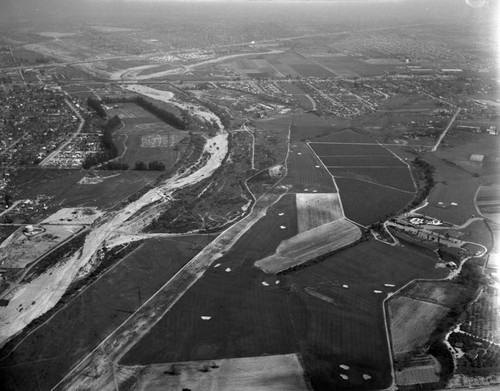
296,193,343,232
0,224,83,268
119,354,309,391
255,218,361,274
0,236,213,391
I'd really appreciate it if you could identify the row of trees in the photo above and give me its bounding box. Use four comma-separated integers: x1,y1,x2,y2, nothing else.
87,97,107,118
81,115,122,169
134,160,165,171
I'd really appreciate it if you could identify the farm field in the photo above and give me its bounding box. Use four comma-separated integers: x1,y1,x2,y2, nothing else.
388,296,449,356
0,236,213,391
309,142,393,157
296,193,343,232
311,54,401,77
288,240,448,390
121,211,446,391
8,169,161,211
289,112,342,142
289,63,335,78
313,129,378,144
307,132,416,225
121,354,309,391
120,194,299,365
320,155,405,168
106,102,187,168
400,281,470,308
329,167,415,192
284,143,337,193
255,218,361,274
334,178,415,226
420,155,481,225
395,358,441,386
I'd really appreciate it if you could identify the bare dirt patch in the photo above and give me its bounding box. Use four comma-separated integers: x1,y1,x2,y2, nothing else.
0,224,83,269
255,218,361,274
119,354,309,391
296,193,343,232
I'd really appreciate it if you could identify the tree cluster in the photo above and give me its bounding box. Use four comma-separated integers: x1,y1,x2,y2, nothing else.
87,97,107,118
134,160,165,171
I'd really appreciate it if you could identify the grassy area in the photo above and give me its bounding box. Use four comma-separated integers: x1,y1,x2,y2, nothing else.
8,168,161,213
334,178,415,226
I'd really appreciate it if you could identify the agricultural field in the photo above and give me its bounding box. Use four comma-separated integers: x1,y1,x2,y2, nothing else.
388,296,449,356
400,281,470,308
121,354,309,391
284,143,337,193
120,194,299,365
395,356,441,386
290,113,349,142
420,155,482,225
334,178,415,226
476,184,500,222
307,132,416,225
309,53,402,78
106,102,188,168
288,240,448,390
121,223,447,391
0,236,213,391
255,218,361,274
7,168,161,212
309,142,393,157
329,167,415,192
296,193,343,232
320,155,405,168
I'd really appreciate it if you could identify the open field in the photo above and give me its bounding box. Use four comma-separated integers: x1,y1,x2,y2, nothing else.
296,193,343,232
284,143,337,193
106,102,187,168
311,53,402,77
255,218,361,274
289,63,334,78
400,281,470,308
329,167,415,192
121,194,298,365
388,296,449,356
8,169,161,211
290,113,342,142
121,225,446,390
0,224,83,268
321,155,405,167
335,178,415,226
40,207,102,225
313,129,378,144
288,240,448,390
420,155,481,225
279,82,315,110
118,354,309,391
0,236,212,391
